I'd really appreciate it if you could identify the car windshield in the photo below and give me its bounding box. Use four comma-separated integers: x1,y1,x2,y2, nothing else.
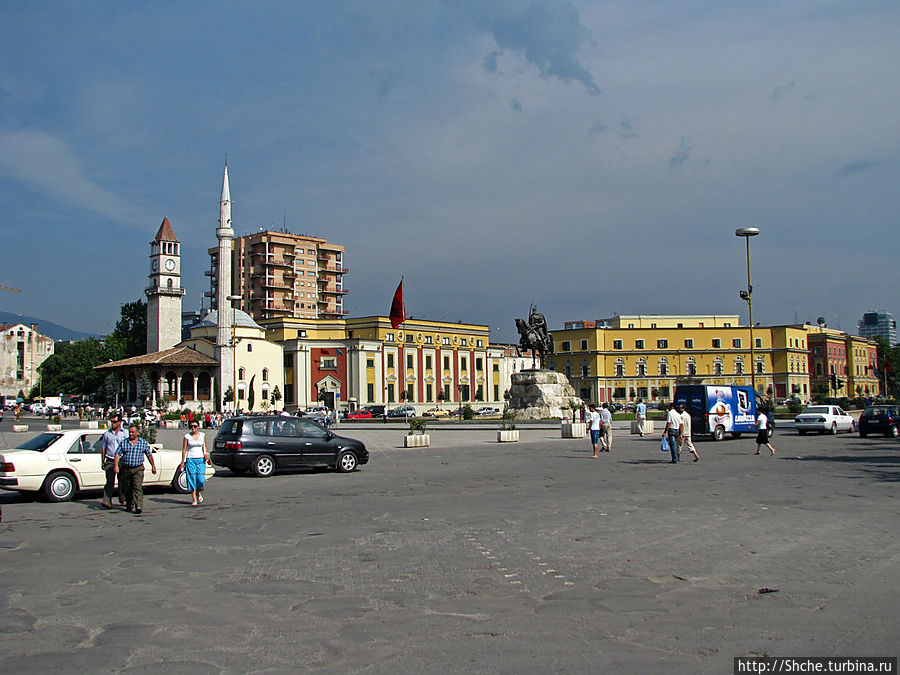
863,408,888,418
803,406,829,414
15,432,63,452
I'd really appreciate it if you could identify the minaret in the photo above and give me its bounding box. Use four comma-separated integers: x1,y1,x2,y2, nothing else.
216,162,235,409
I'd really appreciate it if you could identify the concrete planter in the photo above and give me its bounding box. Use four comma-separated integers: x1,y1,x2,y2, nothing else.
165,420,180,429
47,424,63,431
12,424,29,432
404,433,431,448
561,422,586,438
497,430,519,442
79,421,99,429
630,420,654,435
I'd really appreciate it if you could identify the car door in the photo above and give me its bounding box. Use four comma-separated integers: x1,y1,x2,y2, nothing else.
297,419,334,466
65,433,105,489
835,408,853,432
268,418,303,468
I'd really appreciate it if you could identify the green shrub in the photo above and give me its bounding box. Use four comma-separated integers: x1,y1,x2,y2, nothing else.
500,410,517,430
786,398,804,415
408,418,427,434
463,404,475,420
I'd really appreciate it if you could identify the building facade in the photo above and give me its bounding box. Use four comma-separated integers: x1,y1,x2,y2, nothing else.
264,316,513,412
0,323,54,397
549,315,813,404
858,311,897,345
807,326,879,399
207,230,347,323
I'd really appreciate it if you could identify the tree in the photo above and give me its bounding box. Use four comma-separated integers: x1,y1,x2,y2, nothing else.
35,339,108,397
105,300,147,361
223,385,234,404
873,336,900,399
100,373,120,404
138,374,152,406
247,375,256,411
271,385,282,406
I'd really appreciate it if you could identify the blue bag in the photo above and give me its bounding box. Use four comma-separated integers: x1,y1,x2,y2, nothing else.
660,436,670,452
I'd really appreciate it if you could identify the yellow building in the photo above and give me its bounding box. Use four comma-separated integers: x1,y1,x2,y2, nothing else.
262,316,515,412
550,315,812,404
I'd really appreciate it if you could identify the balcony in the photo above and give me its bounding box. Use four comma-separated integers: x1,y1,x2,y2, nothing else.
318,264,348,275
320,286,349,296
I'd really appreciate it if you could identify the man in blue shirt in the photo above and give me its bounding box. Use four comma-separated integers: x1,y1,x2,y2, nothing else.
114,423,157,514
100,416,128,509
635,399,647,437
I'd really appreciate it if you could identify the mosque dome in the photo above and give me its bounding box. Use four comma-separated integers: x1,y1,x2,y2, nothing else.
194,309,263,330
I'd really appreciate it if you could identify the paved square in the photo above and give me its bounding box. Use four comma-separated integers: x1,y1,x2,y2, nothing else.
1,422,898,673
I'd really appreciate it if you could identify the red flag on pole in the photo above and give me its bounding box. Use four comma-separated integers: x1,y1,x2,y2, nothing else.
389,278,406,329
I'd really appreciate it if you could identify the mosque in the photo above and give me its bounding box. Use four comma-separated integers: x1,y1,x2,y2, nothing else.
97,165,515,414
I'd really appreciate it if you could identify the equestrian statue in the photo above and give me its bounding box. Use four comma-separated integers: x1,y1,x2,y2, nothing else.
515,304,554,369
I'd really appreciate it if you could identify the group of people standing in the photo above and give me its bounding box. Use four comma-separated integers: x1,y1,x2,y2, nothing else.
99,414,211,514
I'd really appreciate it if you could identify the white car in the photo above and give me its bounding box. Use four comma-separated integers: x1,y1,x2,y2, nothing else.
475,407,500,416
794,405,856,435
0,430,214,502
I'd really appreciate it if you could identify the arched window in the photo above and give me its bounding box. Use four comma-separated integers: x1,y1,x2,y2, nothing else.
734,358,744,375
164,371,177,398
247,343,253,352
755,359,765,374
713,358,723,376
686,359,697,376
658,358,668,376
636,360,646,377
181,372,195,400
262,368,269,382
615,359,625,377
197,372,212,401
238,367,245,380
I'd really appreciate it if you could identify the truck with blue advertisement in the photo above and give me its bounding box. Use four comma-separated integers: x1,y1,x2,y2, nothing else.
674,384,771,441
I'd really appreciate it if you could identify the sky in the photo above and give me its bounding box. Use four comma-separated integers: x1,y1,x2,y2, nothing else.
1,0,898,343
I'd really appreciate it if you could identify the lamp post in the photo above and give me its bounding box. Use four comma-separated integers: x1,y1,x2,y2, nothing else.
227,294,241,413
735,227,760,395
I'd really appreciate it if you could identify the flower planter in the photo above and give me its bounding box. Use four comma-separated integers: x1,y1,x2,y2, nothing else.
46,424,62,431
561,422,586,438
631,420,654,435
12,424,29,432
79,420,99,429
497,430,519,442
404,433,431,448
165,420,180,429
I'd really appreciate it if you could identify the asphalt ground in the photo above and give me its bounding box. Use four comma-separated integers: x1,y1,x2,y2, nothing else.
1,416,898,674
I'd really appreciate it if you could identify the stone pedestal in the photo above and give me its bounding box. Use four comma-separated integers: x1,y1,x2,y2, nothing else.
631,420,654,435
497,430,519,442
508,370,582,420
561,422,586,438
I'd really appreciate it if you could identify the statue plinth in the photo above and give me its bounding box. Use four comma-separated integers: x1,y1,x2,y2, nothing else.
508,370,582,419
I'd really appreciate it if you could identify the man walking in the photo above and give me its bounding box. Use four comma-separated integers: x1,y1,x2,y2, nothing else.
663,402,682,463
678,404,700,462
587,404,602,458
635,399,647,436
114,423,157,515
100,415,128,508
599,402,613,452
753,408,777,456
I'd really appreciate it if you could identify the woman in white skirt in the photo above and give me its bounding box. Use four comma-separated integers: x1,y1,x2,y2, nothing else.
180,421,210,506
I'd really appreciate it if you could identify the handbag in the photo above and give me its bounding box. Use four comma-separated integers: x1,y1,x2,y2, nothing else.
660,436,670,452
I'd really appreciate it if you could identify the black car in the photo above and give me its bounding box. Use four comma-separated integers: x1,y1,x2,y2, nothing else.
210,415,369,477
858,405,900,438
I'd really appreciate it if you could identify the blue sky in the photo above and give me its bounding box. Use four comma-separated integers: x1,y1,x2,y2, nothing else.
1,0,898,342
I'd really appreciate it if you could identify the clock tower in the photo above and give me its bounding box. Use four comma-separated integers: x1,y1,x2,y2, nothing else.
146,216,185,353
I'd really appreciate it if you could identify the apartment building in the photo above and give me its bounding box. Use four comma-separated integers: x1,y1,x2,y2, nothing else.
0,323,55,397
207,230,347,322
858,311,897,345
550,315,813,403
263,316,513,412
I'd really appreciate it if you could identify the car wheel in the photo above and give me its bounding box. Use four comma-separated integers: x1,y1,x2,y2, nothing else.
172,469,190,494
830,423,837,435
849,421,856,434
337,450,358,473
43,471,76,502
252,454,275,478
890,426,899,439
712,426,725,442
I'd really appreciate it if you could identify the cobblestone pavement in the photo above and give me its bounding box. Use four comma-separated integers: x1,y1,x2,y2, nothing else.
1,421,898,673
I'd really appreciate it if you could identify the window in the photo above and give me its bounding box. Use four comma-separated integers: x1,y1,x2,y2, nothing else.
425,336,433,344
461,357,467,370
406,354,414,369
637,362,646,377
475,357,483,371
247,343,253,352
387,354,395,368
460,338,468,347
686,361,697,376
564,363,572,377
262,368,269,382
386,333,395,342
238,367,245,380
443,356,450,370
637,386,648,398
477,340,484,347
613,339,623,350
581,364,589,377
562,341,571,351
659,362,668,376
442,337,451,346
405,334,414,343
684,339,693,349
651,323,657,328
657,339,668,349
733,338,742,348
712,338,722,349
321,358,336,370
735,360,744,375
581,340,588,350
425,355,432,370
615,361,624,377
387,384,395,402
635,339,645,349
614,387,626,398
677,323,683,328
756,338,763,348
723,323,732,327
367,383,374,401
367,358,375,369
756,361,764,374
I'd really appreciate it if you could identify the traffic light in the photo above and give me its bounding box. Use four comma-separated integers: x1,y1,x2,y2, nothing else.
837,379,844,389
831,373,837,389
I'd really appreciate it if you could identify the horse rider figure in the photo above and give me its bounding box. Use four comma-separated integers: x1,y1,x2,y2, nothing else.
516,304,554,368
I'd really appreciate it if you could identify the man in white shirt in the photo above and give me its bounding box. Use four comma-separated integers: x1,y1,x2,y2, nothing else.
678,404,700,462
599,403,613,452
663,402,682,463
587,404,602,458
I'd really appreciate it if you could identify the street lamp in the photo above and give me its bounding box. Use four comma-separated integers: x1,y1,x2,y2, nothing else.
227,294,241,413
735,227,760,395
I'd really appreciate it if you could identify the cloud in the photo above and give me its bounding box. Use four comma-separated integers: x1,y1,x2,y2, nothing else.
772,81,795,103
668,137,692,170
836,160,880,177
470,1,600,94
483,50,501,73
0,128,133,222
618,115,639,138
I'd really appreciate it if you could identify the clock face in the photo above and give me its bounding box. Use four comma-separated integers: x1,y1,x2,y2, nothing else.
164,258,176,272
151,259,158,271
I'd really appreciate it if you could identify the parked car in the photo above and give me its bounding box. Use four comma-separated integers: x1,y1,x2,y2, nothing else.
422,407,450,418
387,404,417,418
858,405,900,438
475,406,500,416
211,415,368,477
363,405,385,416
794,405,856,435
0,430,210,502
345,409,374,420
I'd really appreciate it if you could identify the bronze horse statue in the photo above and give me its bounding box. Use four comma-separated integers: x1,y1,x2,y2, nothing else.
516,310,554,369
